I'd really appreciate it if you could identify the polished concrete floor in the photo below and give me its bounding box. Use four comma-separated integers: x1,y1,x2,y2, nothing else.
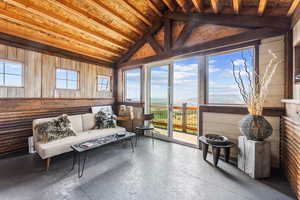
0,137,296,200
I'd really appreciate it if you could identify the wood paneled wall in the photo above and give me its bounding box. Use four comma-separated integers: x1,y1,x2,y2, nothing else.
281,100,300,199
0,44,113,98
0,43,115,154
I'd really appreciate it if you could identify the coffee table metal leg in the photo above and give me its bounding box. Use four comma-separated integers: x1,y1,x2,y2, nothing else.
78,152,88,178
71,151,77,171
224,147,230,163
212,147,220,167
202,143,209,161
151,130,154,147
130,137,134,152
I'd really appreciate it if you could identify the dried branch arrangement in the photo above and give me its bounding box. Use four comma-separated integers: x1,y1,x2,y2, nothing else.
232,50,282,116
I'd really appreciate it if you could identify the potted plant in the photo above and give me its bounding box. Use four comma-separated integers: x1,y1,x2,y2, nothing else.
232,50,282,141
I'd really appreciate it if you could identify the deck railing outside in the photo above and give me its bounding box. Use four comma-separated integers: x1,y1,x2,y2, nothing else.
151,103,198,135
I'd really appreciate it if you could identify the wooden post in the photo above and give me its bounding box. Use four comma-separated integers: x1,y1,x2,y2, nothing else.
45,158,51,171
182,103,187,133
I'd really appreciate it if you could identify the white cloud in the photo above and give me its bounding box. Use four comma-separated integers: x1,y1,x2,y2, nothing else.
174,63,198,72
209,66,220,73
209,60,216,64
233,59,245,66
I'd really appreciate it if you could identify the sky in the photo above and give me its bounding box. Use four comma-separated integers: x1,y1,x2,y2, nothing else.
125,48,254,105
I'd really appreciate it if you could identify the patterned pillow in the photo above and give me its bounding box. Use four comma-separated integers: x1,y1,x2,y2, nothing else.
35,114,76,143
94,111,117,129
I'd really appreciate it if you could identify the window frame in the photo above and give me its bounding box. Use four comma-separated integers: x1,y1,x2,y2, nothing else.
0,59,24,88
55,68,80,90
97,75,111,92
205,45,259,105
123,66,142,102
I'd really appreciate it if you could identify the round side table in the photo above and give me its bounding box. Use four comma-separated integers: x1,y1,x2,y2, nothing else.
199,136,235,167
135,125,154,146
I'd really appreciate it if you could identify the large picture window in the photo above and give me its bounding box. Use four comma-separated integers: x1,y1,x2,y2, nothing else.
0,60,23,87
56,69,78,90
208,47,255,104
124,68,141,102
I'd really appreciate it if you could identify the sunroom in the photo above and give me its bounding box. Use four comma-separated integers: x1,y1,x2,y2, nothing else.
0,0,299,199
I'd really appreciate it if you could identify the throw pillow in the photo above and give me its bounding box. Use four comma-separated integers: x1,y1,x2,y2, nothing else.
93,111,117,129
35,114,76,143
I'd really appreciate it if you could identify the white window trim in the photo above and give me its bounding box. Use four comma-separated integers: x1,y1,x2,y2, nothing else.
55,68,79,90
123,68,142,102
0,60,24,88
97,75,111,91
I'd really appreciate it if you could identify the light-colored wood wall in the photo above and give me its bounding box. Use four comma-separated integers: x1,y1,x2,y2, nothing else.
0,44,113,98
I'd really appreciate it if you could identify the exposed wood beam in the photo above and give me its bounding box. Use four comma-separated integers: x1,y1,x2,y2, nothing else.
191,0,204,12
148,0,163,17
232,0,241,14
175,0,187,13
257,0,267,16
162,0,176,12
210,0,220,13
173,21,198,48
0,5,120,59
146,35,164,54
165,13,291,30
117,21,163,64
121,0,152,26
7,0,129,51
52,0,135,43
118,28,287,68
91,0,144,35
287,0,300,16
164,18,172,51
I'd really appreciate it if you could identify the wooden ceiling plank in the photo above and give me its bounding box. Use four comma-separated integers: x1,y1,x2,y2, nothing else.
210,0,220,14
287,0,300,16
148,0,163,17
0,4,122,57
162,0,176,12
257,0,267,16
121,0,152,26
0,16,115,63
164,18,172,51
232,0,241,14
52,0,135,43
0,32,114,67
146,35,164,54
90,0,144,35
7,0,129,51
175,0,187,13
191,0,204,12
165,13,290,30
173,21,198,48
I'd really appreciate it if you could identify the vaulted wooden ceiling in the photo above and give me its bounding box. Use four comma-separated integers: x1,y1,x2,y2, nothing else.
0,0,298,67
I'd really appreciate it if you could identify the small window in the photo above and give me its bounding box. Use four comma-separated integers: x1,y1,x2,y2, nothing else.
208,47,254,104
97,75,110,91
124,68,141,102
56,69,78,90
0,61,23,87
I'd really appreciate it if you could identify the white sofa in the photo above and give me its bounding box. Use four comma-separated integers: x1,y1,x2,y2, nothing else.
32,112,125,170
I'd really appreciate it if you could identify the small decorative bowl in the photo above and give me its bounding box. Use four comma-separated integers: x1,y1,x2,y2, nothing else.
204,134,228,145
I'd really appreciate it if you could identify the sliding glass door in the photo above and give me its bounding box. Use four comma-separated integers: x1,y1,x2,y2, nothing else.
145,58,199,145
149,65,171,137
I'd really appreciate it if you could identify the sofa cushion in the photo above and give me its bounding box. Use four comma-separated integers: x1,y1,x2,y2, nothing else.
35,126,126,159
35,114,76,143
68,115,83,133
81,113,96,131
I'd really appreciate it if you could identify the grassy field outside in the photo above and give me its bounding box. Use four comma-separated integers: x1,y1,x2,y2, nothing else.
151,106,198,135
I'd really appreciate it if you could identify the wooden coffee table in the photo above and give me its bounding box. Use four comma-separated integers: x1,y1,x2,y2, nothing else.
199,136,235,167
71,132,135,178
